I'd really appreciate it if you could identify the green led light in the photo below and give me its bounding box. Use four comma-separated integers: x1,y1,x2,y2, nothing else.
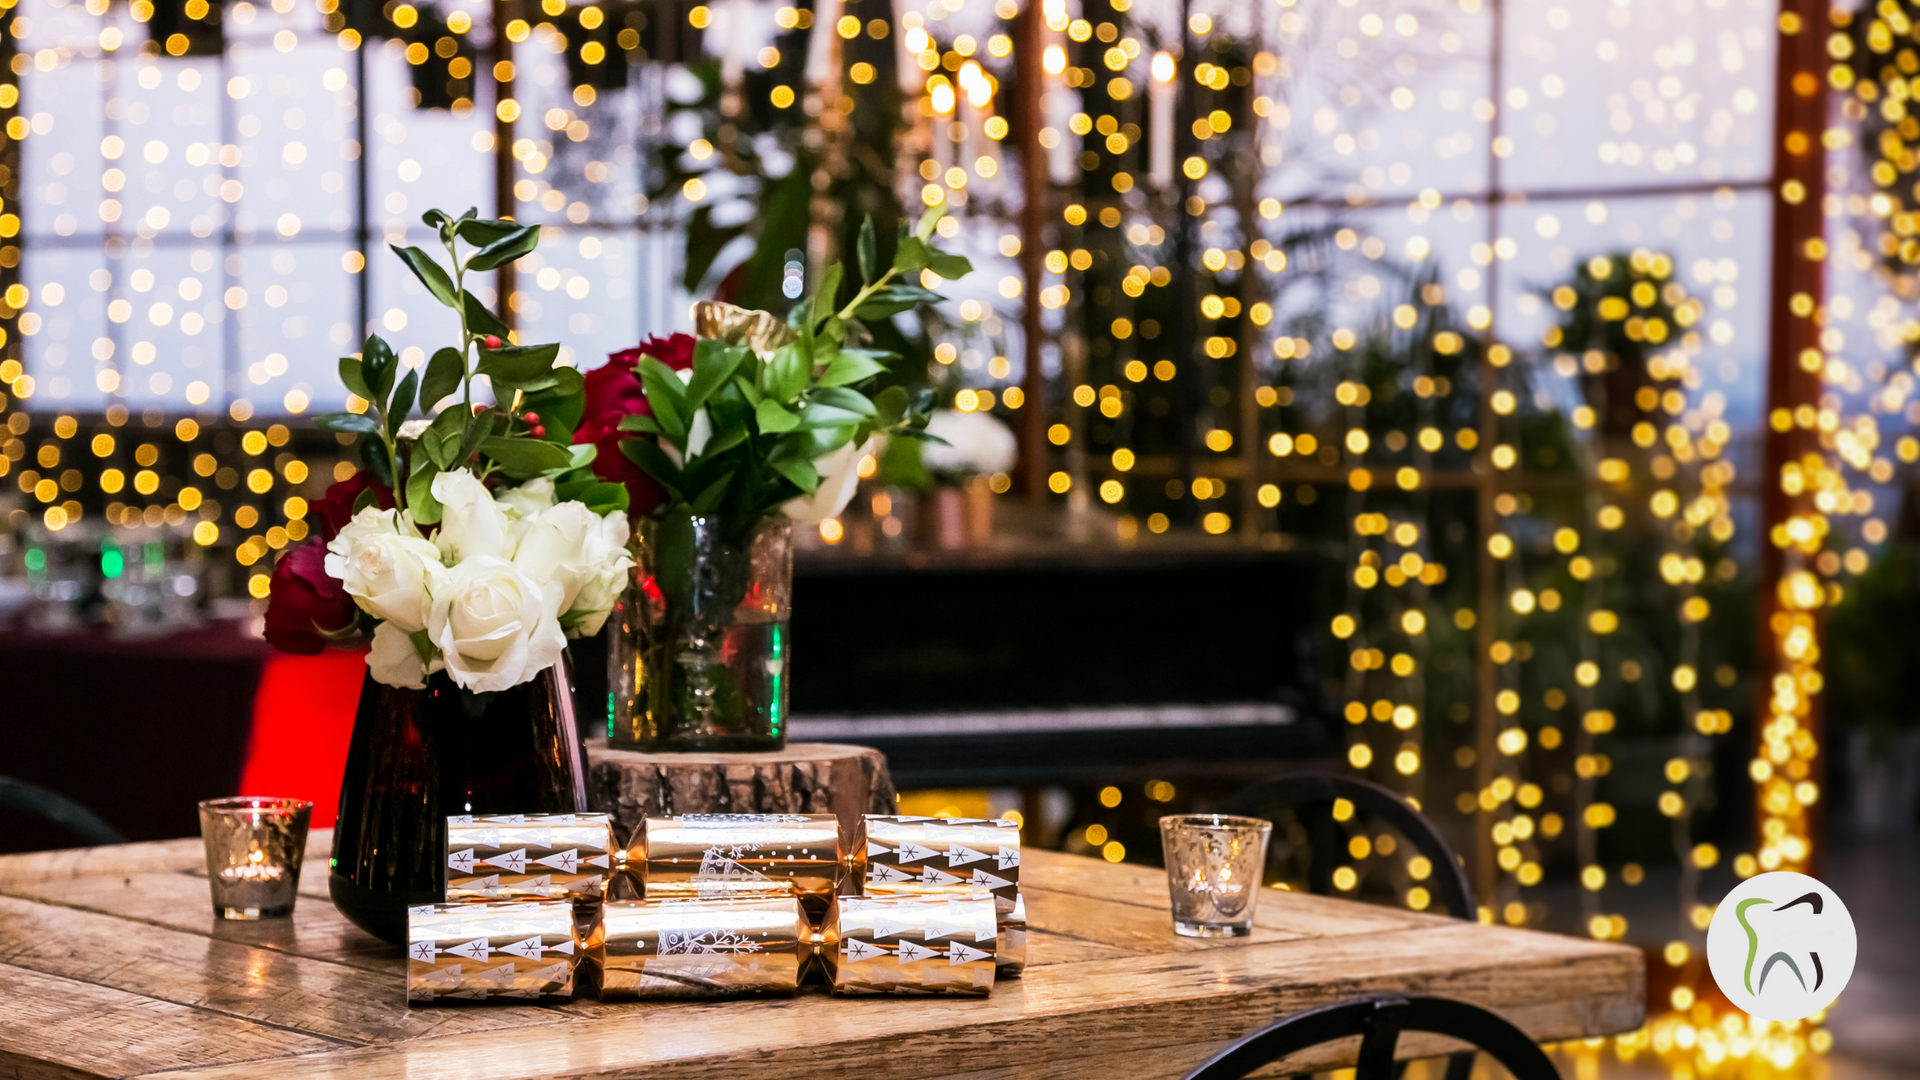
101,546,124,579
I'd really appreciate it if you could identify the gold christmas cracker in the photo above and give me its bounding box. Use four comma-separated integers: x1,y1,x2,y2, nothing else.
641,814,841,912
591,896,810,999
446,813,619,903
406,901,584,1003
818,895,998,996
857,815,1021,912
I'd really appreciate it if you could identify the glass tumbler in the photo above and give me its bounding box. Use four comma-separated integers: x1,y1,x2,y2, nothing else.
1159,813,1273,938
198,797,313,920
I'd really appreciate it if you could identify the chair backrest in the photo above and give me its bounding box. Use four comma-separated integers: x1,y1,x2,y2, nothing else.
1217,770,1476,920
0,777,126,848
1181,995,1559,1080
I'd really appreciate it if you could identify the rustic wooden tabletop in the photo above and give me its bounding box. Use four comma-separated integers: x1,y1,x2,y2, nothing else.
0,830,1642,1079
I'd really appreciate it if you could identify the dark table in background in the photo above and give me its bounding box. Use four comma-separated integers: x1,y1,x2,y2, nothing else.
1,621,270,852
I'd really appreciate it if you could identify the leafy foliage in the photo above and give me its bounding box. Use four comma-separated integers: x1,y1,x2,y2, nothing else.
313,208,626,523
619,208,972,534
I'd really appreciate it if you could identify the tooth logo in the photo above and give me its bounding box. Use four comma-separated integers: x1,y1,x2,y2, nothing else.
1706,871,1855,1022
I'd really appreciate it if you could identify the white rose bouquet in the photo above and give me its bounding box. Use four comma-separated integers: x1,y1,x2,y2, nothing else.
263,209,633,696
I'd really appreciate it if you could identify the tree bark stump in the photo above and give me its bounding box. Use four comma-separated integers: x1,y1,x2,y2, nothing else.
585,740,897,847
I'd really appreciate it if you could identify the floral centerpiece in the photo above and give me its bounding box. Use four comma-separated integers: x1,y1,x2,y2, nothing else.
259,208,633,942
590,209,975,750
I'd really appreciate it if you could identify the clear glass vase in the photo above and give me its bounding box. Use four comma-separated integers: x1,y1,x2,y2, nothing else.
608,513,793,752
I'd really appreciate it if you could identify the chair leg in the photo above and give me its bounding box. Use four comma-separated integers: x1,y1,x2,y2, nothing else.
1355,999,1409,1080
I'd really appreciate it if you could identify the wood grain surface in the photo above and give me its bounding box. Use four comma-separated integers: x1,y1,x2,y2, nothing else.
0,832,1642,1080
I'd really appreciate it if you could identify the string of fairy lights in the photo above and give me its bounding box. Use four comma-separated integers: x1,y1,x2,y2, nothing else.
0,0,1902,1071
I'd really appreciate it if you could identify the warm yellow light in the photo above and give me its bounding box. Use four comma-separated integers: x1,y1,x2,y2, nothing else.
1151,51,1175,83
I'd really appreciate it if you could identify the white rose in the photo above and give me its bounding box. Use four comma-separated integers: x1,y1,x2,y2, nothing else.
324,508,446,632
567,512,634,637
496,477,556,520
432,469,515,563
426,554,568,692
513,503,634,637
784,438,873,526
921,409,1017,477
367,620,442,689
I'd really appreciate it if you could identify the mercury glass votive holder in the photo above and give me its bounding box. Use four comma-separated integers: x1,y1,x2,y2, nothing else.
1159,813,1272,938
198,797,313,920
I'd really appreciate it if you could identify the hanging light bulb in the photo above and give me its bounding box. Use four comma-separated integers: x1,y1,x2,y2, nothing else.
960,60,991,107
1043,44,1067,76
1151,50,1175,83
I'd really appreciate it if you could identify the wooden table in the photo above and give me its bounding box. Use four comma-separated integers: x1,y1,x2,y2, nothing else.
0,831,1643,1079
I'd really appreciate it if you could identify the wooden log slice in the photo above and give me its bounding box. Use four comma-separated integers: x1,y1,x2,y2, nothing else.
584,740,897,849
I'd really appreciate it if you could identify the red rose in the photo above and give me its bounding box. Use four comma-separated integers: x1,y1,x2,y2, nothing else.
311,471,393,542
263,539,358,656
575,334,697,517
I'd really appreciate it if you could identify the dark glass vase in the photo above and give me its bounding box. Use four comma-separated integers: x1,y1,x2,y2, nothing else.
608,513,792,752
328,661,586,945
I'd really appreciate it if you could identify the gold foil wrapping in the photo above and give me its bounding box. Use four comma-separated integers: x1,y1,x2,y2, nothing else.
406,901,583,1003
858,815,1025,976
819,895,998,995
642,814,841,913
446,813,619,903
592,897,810,999
857,815,1021,911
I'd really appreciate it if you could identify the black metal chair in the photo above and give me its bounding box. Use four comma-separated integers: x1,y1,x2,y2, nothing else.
0,777,126,848
1181,995,1559,1080
1217,771,1482,1080
1218,770,1476,921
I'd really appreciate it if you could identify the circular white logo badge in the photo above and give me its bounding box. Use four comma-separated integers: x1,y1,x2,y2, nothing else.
1705,871,1856,1021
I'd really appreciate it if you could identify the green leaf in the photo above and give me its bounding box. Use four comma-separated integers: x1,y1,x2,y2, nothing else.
768,454,819,492
762,344,809,403
927,249,973,280
337,356,373,403
702,422,748,458
733,374,765,408
480,435,574,478
566,443,597,472
362,335,398,404
390,244,458,307
462,290,510,341
421,405,465,469
386,369,419,436
755,399,801,433
810,386,877,417
816,349,890,388
617,414,665,436
466,223,542,271
558,476,629,515
620,437,685,496
893,236,931,273
454,217,525,247
360,435,393,486
689,471,734,514
809,262,844,328
916,204,947,241
636,357,690,443
314,411,379,435
406,456,443,524
798,401,866,430
457,406,493,466
476,342,561,388
875,384,910,426
857,216,877,285
421,347,465,410
684,340,749,413
421,208,451,231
